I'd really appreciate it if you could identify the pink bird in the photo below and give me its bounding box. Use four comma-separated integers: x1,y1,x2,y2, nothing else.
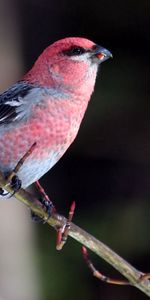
0,37,112,199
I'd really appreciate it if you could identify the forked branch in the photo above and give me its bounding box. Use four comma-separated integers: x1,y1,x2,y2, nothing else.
0,171,150,297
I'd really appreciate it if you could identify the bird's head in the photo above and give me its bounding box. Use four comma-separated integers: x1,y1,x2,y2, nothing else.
24,37,112,96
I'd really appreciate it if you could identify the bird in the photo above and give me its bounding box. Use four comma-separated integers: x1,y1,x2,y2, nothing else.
0,37,112,195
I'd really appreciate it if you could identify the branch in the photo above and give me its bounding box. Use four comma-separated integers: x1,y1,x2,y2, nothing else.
0,171,150,297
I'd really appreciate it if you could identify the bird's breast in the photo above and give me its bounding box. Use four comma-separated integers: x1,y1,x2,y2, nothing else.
34,97,88,149
0,96,88,175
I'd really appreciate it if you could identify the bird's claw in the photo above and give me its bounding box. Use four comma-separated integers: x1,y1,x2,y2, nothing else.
0,172,22,197
40,196,55,222
0,187,8,196
9,174,22,195
31,198,55,223
31,211,44,223
31,180,55,223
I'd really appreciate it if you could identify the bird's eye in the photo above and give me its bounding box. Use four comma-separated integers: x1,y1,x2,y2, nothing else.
63,46,86,56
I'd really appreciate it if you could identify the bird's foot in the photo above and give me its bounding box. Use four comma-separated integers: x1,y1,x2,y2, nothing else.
32,181,75,250
31,196,55,223
9,174,22,194
0,187,7,196
1,172,22,197
56,201,76,250
31,180,55,223
0,143,36,198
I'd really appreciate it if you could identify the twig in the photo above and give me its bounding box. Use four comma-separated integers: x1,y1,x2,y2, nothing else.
56,200,76,250
0,171,150,297
82,246,129,285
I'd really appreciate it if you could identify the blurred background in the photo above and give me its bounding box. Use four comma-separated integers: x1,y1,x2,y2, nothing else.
0,0,149,299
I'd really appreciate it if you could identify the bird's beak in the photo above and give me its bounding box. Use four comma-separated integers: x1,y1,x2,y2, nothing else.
92,45,113,63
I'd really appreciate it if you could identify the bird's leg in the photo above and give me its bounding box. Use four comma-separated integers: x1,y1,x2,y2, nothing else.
32,182,75,249
4,142,36,196
82,246,130,285
56,201,76,250
32,179,76,248
31,180,55,222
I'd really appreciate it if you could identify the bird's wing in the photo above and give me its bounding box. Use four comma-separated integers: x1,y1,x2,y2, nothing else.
0,82,33,124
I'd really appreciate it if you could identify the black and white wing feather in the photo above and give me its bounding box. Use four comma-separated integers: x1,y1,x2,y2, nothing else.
0,81,33,124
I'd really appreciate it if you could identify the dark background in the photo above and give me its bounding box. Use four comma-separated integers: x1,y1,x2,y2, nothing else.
1,0,150,299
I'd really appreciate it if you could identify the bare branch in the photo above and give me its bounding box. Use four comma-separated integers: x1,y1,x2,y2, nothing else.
0,171,150,297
